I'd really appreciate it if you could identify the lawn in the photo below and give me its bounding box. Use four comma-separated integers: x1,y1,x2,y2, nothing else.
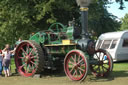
0,58,128,85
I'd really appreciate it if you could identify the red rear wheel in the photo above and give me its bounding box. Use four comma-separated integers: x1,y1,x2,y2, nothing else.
15,40,44,77
64,50,88,81
90,49,113,77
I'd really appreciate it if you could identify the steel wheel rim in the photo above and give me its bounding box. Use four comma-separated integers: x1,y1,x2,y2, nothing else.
64,51,87,81
90,50,112,77
15,42,38,77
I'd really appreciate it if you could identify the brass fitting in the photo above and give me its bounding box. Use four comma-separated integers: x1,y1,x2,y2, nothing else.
80,7,89,11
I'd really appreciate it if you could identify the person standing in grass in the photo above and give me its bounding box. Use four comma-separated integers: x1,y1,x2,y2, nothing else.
0,50,3,77
2,44,15,77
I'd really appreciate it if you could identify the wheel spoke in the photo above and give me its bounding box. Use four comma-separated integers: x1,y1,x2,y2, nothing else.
69,66,75,73
75,69,78,77
77,59,83,64
74,54,76,63
20,63,27,69
22,53,26,58
21,47,27,56
102,53,105,60
102,66,109,70
96,53,100,60
77,55,80,63
99,52,101,60
98,66,101,73
79,70,82,75
34,59,38,62
78,67,85,72
28,64,32,70
30,61,36,66
80,64,85,67
31,63,35,70
31,56,37,59
28,64,32,72
26,44,30,54
71,56,75,63
102,66,104,73
18,57,24,59
29,48,34,56
18,57,24,62
69,60,74,65
25,64,28,73
73,69,77,76
95,66,99,72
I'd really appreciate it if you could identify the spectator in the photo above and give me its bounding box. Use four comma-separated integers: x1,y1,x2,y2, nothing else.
0,50,3,77
18,38,22,42
2,44,15,77
15,38,23,46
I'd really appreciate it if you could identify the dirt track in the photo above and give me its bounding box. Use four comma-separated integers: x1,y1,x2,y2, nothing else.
0,71,128,85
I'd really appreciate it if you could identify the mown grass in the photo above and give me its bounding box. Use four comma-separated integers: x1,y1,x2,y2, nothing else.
10,58,128,73
1,58,127,85
112,61,128,78
9,58,128,78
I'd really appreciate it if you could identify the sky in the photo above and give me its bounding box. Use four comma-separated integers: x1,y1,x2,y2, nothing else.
107,0,128,20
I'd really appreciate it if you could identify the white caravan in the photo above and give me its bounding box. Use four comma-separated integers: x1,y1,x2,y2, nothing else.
96,30,128,62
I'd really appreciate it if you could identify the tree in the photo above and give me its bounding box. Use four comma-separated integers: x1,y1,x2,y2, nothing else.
0,0,121,48
115,0,128,9
88,0,120,36
0,0,80,48
120,13,128,30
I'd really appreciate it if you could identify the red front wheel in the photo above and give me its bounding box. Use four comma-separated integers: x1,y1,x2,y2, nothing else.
64,50,88,81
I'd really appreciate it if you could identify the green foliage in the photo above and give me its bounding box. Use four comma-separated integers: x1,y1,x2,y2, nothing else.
0,0,80,48
120,14,128,30
0,0,121,48
88,0,120,36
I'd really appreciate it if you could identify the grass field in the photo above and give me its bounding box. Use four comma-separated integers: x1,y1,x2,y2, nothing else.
0,59,128,85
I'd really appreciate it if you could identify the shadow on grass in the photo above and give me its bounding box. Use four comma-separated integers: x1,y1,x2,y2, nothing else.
40,68,128,82
114,60,128,63
86,73,114,82
8,67,66,78
10,72,20,77
88,70,128,82
40,69,66,77
112,71,128,77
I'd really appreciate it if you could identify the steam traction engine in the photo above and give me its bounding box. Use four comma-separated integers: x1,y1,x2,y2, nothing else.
14,0,113,81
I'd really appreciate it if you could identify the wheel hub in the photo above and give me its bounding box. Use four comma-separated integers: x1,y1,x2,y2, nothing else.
74,63,80,69
24,55,30,63
99,61,103,65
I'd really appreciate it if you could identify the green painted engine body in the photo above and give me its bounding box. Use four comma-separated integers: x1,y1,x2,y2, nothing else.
29,22,80,70
29,23,75,44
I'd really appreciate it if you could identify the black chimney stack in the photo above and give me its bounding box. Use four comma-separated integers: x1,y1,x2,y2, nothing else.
76,0,92,52
80,7,89,39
